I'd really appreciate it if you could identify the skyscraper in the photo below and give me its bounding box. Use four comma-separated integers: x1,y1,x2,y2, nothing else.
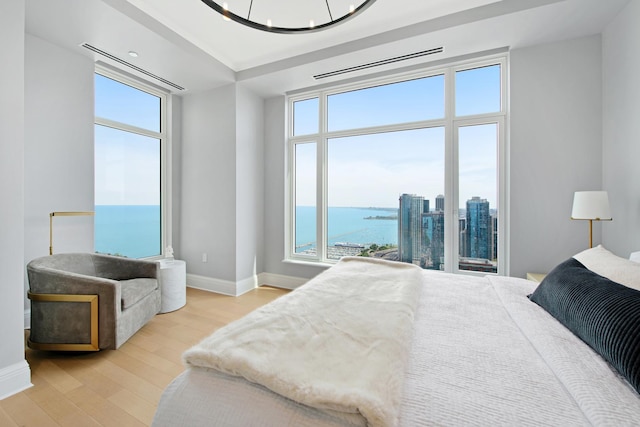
425,210,445,270
398,194,424,265
466,196,491,260
435,194,444,212
491,214,498,260
458,217,467,258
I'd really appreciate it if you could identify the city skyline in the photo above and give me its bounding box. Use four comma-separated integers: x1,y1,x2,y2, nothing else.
398,192,497,272
294,192,498,272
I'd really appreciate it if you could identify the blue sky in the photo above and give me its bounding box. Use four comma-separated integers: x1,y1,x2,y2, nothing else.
294,64,501,209
94,74,161,205
94,64,501,209
94,124,160,205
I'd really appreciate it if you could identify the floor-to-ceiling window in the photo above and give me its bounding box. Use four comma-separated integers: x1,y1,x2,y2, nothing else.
94,68,168,258
287,56,507,275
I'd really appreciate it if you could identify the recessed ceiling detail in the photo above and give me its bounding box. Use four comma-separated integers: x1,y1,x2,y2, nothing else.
313,47,444,80
200,0,377,34
80,43,186,91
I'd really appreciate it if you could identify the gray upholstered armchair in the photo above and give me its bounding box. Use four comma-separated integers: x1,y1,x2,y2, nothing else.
27,253,161,351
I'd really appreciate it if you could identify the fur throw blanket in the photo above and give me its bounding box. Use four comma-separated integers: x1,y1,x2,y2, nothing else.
183,257,424,427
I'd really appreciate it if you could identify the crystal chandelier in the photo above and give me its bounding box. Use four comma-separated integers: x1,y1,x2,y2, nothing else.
201,0,377,34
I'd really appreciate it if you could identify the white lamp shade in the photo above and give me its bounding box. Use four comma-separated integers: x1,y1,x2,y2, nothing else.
571,191,612,220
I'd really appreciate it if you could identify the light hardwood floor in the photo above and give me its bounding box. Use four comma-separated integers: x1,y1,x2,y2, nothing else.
0,286,289,427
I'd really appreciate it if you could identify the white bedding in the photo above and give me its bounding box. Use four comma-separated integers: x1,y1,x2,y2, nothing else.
153,263,640,427
182,257,424,427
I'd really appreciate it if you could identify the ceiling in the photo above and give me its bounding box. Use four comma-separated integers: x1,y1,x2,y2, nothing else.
25,0,630,97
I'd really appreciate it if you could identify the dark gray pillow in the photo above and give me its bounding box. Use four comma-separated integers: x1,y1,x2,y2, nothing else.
529,257,640,394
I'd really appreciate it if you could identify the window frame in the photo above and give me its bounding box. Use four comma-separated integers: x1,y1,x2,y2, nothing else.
286,55,508,276
94,65,172,260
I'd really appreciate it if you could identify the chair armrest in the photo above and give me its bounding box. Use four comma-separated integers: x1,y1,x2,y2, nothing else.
28,267,119,297
27,267,121,349
28,292,99,351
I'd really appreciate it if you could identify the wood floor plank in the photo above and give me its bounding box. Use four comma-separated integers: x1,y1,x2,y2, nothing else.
57,411,102,427
108,389,157,425
0,392,59,427
161,322,212,346
102,350,176,389
76,357,165,406
3,285,288,426
124,330,164,353
26,358,83,395
0,406,19,427
118,341,182,376
51,358,123,399
23,374,101,427
65,385,146,427
150,343,185,368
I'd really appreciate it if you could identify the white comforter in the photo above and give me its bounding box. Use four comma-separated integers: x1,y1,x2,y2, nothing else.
154,263,640,427
183,257,424,427
399,272,640,426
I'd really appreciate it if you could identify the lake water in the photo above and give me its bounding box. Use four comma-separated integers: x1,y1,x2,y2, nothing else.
95,205,160,258
95,205,399,258
296,206,398,251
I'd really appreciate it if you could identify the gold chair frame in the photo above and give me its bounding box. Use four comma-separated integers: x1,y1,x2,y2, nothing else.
27,292,99,351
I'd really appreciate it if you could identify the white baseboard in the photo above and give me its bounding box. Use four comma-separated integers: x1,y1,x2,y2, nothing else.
0,360,32,400
236,275,258,296
186,272,308,296
186,273,239,296
258,272,308,290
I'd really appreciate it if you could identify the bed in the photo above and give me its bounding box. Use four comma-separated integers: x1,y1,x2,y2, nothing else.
152,246,640,426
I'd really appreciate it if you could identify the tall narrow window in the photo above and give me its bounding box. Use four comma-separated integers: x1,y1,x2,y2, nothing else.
288,57,507,275
294,142,317,256
94,70,166,258
457,123,499,273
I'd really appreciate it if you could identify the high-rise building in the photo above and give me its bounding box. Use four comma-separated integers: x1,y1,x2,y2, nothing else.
398,194,424,265
425,210,445,270
435,194,444,212
466,197,491,260
458,217,467,258
491,214,498,260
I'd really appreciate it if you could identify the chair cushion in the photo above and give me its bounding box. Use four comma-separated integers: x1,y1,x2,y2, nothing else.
120,278,158,310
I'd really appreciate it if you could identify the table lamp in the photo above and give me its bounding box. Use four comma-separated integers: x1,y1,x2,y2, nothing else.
571,191,612,248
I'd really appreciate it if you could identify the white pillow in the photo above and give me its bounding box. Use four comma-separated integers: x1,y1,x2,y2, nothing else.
573,245,640,291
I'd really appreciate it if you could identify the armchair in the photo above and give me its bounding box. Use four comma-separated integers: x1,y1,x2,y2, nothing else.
27,253,161,351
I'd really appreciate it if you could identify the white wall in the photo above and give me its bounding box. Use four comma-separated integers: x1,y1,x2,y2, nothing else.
181,84,237,282
180,83,268,293
509,35,604,278
23,34,95,314
602,0,640,258
235,85,265,284
0,0,32,399
24,34,95,258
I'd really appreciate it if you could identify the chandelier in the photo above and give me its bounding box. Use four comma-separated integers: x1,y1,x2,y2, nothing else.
200,0,377,34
